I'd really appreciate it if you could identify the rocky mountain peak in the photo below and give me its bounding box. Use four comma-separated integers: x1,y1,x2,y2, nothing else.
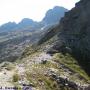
42,6,68,25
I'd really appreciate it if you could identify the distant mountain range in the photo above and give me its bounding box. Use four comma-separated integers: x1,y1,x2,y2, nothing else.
0,6,68,32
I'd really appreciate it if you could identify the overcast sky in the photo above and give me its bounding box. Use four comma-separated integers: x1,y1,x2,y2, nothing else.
0,0,80,25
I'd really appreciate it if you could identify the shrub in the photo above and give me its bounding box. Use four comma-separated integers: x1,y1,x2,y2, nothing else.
12,73,19,82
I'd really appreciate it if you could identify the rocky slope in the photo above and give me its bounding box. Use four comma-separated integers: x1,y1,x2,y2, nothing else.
38,0,90,76
19,0,90,89
23,0,90,89
0,51,89,90
53,0,90,75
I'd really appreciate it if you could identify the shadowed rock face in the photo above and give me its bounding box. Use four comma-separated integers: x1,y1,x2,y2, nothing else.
53,0,90,75
37,0,90,75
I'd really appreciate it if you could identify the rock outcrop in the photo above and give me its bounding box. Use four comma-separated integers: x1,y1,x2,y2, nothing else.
48,70,90,90
52,0,90,75
38,0,90,75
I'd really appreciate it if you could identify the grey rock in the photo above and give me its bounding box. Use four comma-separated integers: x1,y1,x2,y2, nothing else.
46,0,90,75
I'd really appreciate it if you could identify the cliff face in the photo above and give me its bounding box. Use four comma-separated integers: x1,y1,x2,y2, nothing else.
52,0,90,75
37,0,90,75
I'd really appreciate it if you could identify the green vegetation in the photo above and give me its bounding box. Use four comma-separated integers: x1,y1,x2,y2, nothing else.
24,61,60,90
25,70,58,90
53,53,90,82
12,73,20,82
22,45,39,58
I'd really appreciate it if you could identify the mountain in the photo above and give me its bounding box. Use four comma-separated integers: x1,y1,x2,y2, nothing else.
0,6,68,62
0,22,17,32
0,19,38,32
38,0,90,76
17,18,38,29
0,6,68,32
19,0,90,89
0,1,90,89
42,6,68,25
53,0,90,75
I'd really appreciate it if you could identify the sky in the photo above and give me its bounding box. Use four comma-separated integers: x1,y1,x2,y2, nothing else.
0,0,80,25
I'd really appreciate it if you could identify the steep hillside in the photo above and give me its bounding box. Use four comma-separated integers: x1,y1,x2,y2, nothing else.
55,0,90,75
38,0,90,76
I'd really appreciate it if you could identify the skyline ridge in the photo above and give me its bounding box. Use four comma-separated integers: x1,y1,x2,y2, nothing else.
0,0,79,25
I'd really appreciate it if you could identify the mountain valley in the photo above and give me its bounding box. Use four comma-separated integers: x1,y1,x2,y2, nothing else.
0,1,90,90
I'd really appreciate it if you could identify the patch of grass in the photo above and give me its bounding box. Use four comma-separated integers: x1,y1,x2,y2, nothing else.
43,77,59,90
25,63,59,90
12,73,20,82
53,53,90,82
25,71,35,86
